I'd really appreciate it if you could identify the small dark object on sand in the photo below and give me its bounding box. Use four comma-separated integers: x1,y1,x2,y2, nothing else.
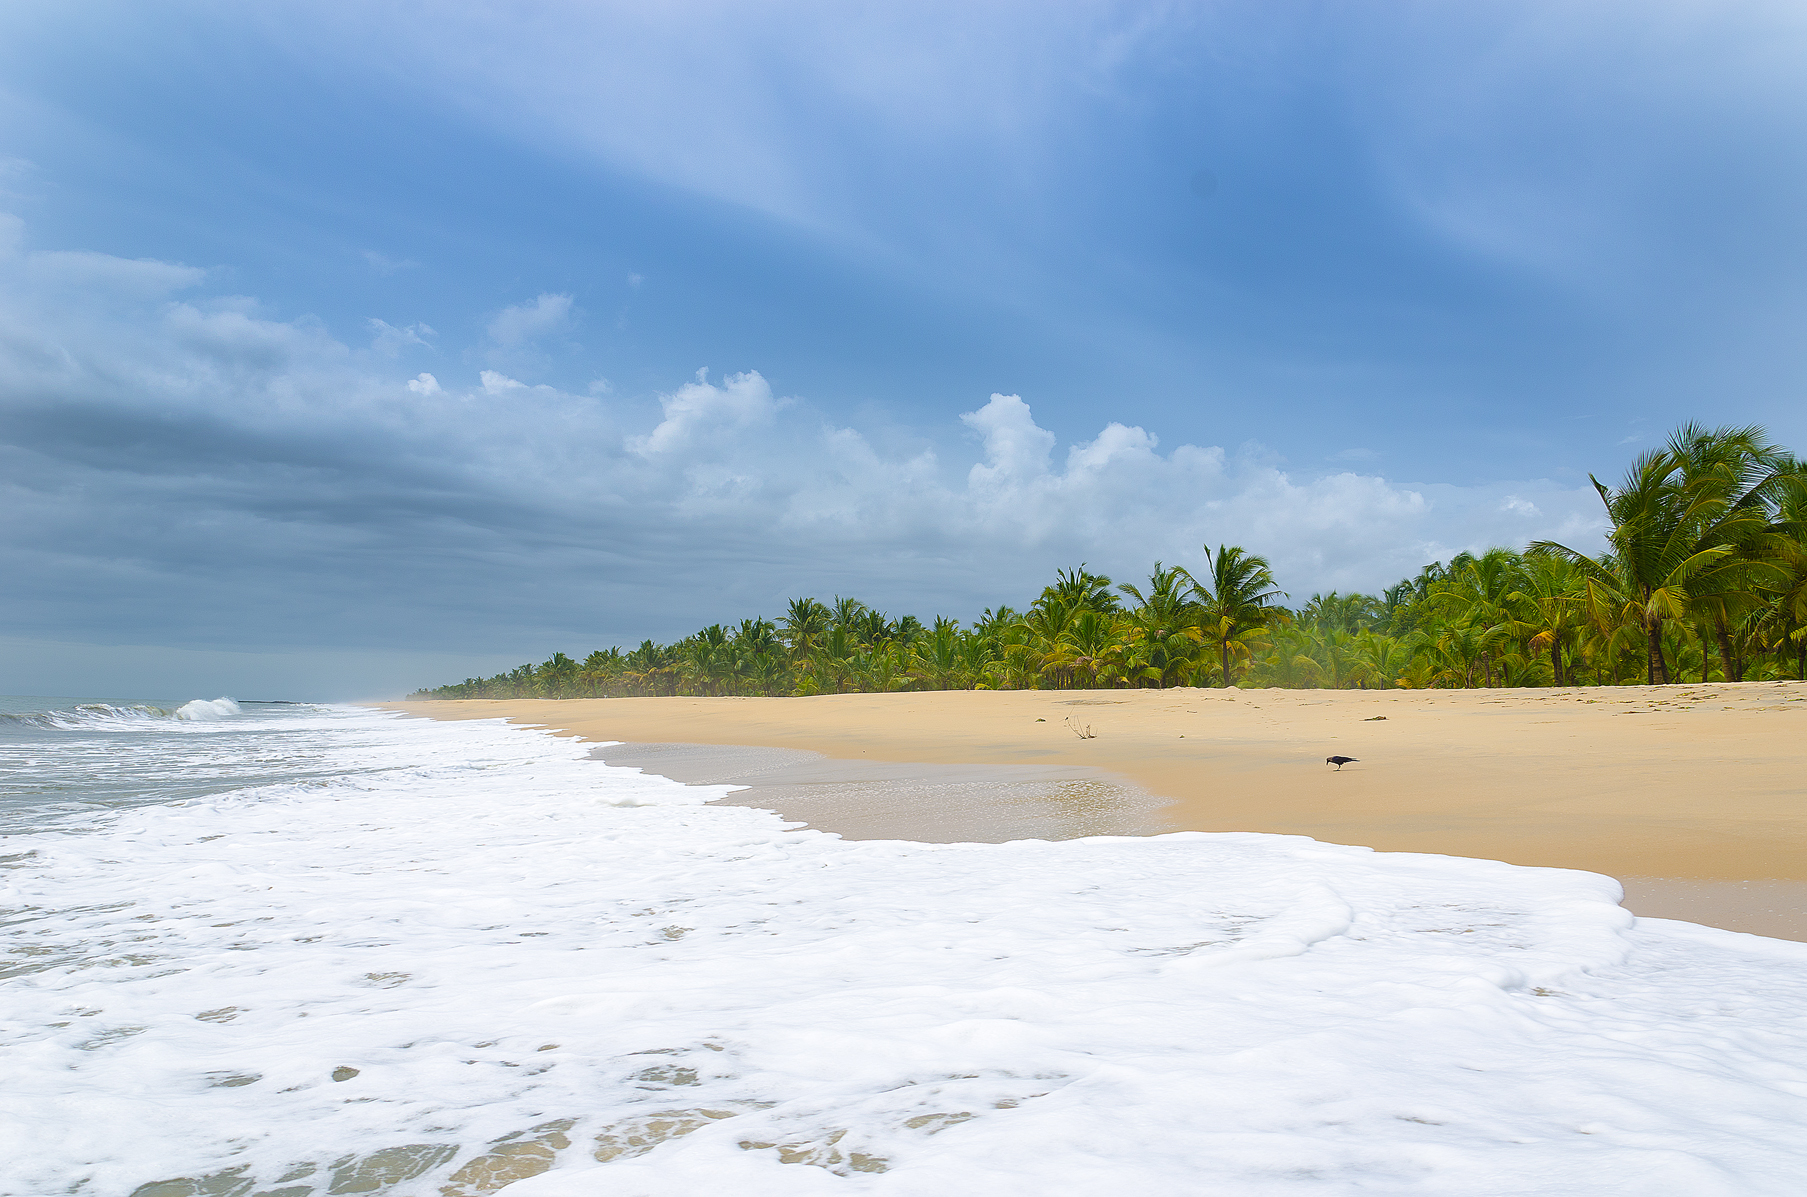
1326,756,1358,770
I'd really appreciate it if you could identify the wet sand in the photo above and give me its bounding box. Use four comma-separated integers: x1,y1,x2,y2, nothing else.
380,682,1807,940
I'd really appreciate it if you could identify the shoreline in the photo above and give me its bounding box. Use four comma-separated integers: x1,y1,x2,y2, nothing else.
590,739,1173,844
377,683,1807,939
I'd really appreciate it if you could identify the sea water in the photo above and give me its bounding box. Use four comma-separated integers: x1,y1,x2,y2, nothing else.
3,699,1806,1196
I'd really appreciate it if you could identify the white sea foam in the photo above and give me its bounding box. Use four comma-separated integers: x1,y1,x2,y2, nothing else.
175,696,242,721
3,706,1805,1196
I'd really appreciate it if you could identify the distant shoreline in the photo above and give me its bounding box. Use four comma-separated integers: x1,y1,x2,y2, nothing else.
381,682,1807,940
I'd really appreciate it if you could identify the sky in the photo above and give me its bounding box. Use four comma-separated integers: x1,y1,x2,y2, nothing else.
3,0,1806,699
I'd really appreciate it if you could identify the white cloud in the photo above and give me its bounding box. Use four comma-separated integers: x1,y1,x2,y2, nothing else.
486,293,574,347
962,393,1056,491
628,369,780,456
0,225,1611,665
368,318,435,354
480,370,529,394
22,246,205,298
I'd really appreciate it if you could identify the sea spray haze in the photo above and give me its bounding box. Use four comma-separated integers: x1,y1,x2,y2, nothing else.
2,704,1805,1194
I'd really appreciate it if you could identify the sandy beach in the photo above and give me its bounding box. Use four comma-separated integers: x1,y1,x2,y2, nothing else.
382,682,1807,939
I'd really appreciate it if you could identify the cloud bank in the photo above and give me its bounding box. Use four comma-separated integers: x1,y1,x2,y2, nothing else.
0,221,1605,680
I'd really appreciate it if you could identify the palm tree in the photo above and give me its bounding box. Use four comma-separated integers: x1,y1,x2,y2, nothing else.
622,640,676,695
1193,545,1285,687
1753,475,1807,679
1301,591,1383,635
853,642,909,692
955,630,999,690
1259,622,1322,688
1040,564,1120,614
1537,427,1793,685
1354,628,1423,689
1430,616,1512,688
909,618,964,690
1119,563,1203,688
1513,553,1584,687
817,625,858,693
538,652,580,697
829,596,868,638
580,647,624,696
1535,454,1720,685
1042,609,1123,689
781,598,831,659
1020,593,1078,683
1668,425,1796,682
1426,549,1521,686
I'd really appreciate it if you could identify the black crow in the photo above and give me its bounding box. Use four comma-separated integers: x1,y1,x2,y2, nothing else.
1326,756,1358,770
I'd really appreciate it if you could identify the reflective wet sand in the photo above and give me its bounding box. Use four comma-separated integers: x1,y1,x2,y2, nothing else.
1619,878,1807,941
592,742,1174,843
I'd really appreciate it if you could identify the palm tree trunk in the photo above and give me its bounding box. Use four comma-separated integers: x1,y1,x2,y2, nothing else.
1646,619,1669,685
1715,619,1737,684
1220,637,1233,688
1550,639,1564,687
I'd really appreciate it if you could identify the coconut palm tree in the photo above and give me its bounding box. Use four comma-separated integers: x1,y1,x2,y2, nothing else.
1119,563,1203,688
1513,553,1584,687
1667,425,1797,681
1753,477,1807,679
1426,549,1522,686
580,647,624,696
1040,564,1121,614
538,652,580,697
1042,609,1123,688
909,618,964,690
1535,450,1729,685
781,598,831,659
1193,545,1285,687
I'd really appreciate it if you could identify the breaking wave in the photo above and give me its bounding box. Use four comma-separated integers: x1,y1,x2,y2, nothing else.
0,697,240,730
175,697,241,721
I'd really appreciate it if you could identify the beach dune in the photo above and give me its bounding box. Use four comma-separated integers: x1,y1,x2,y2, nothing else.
383,682,1807,938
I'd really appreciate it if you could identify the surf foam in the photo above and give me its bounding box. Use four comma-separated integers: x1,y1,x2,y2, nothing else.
3,706,1804,1196
175,696,242,721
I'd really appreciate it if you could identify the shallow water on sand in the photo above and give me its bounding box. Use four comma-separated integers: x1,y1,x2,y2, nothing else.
1620,877,1807,941
590,742,1174,842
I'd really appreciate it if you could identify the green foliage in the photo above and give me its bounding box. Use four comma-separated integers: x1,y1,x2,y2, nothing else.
409,424,1807,700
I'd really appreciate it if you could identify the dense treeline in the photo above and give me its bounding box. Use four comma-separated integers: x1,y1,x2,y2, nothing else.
411,424,1807,698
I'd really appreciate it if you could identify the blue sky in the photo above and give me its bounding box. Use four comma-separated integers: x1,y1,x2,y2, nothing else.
3,1,1806,698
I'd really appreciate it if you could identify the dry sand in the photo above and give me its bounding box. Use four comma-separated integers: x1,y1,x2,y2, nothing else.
380,682,1807,939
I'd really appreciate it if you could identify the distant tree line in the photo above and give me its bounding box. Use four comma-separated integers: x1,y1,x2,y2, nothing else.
411,424,1807,698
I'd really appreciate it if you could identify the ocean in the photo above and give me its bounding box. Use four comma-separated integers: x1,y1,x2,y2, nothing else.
4,696,1806,1196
